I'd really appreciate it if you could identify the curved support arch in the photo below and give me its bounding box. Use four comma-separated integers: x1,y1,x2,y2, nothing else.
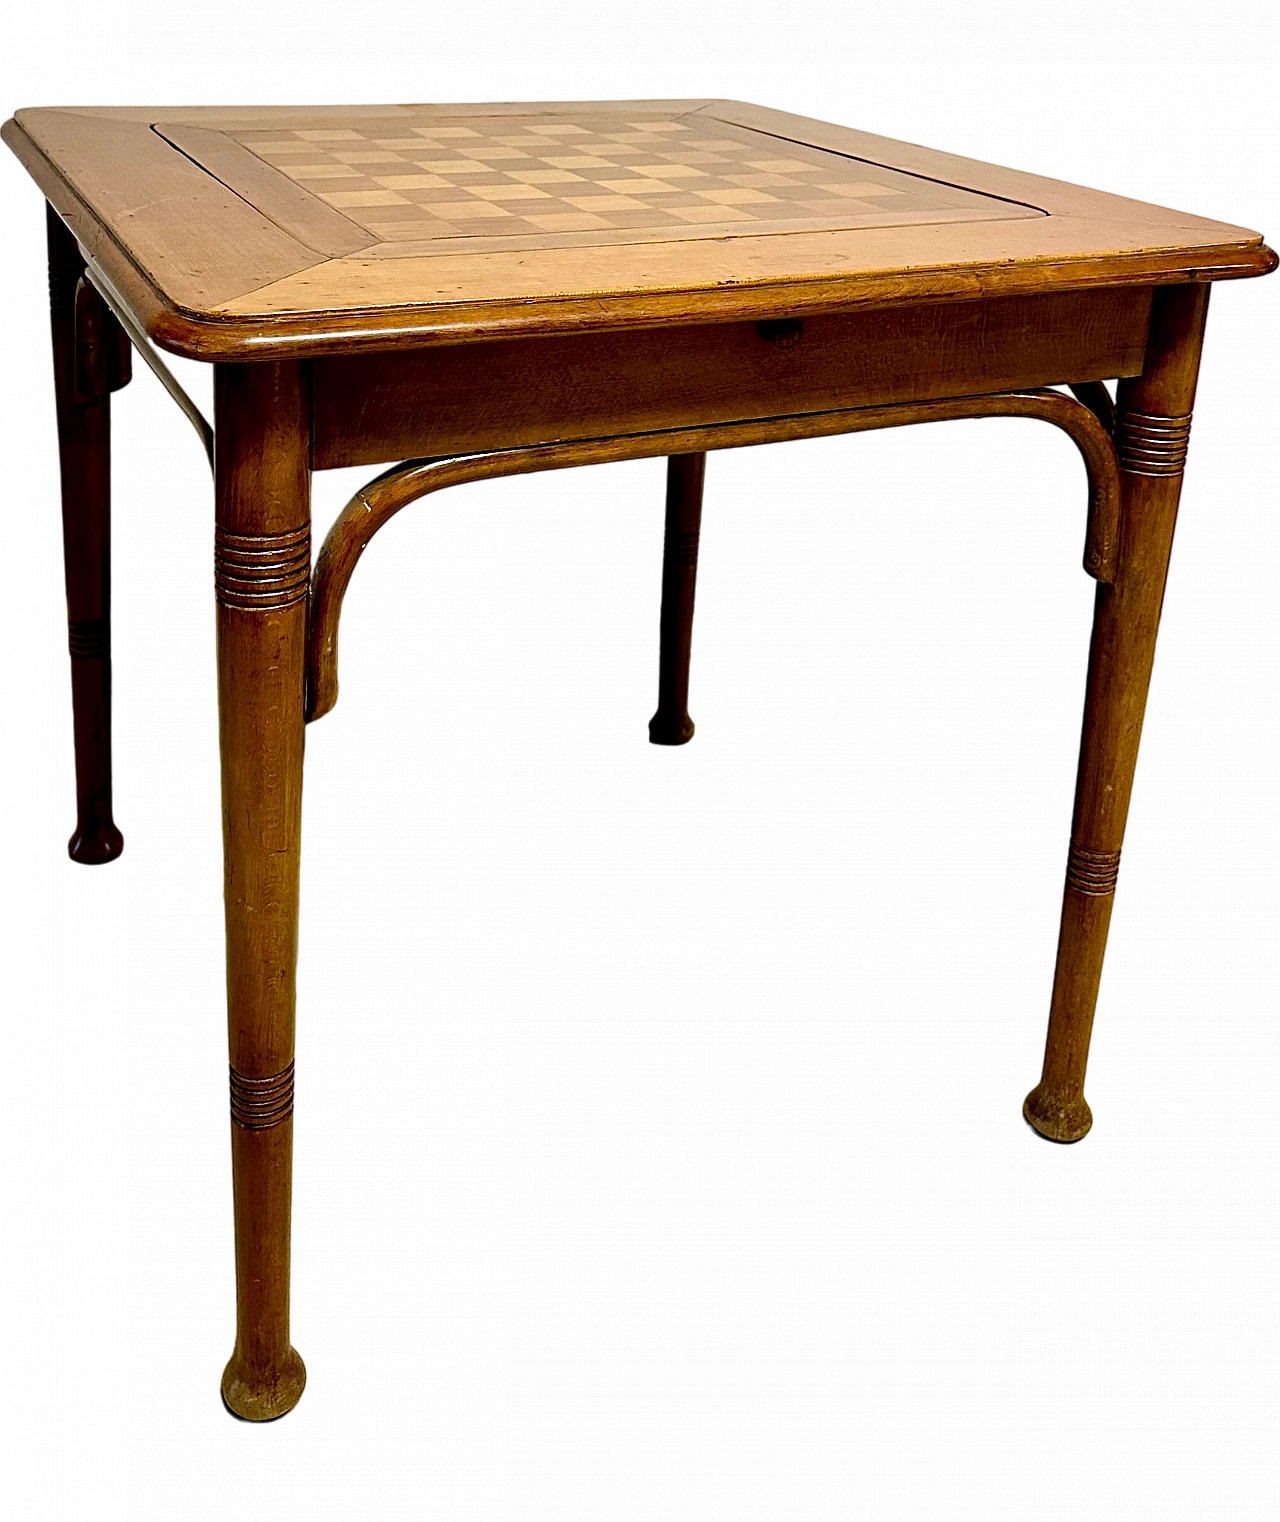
306,387,1120,722
1068,380,1117,436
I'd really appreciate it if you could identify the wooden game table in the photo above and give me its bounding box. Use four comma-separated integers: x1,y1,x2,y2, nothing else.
4,99,1273,1419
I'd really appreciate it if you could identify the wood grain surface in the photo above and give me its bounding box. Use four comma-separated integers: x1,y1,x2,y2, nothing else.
310,287,1151,467
4,100,1273,359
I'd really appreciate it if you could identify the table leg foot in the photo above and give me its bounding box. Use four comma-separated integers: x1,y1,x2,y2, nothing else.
221,1345,307,1422
648,712,695,745
68,819,125,865
649,452,704,746
1023,1085,1093,1143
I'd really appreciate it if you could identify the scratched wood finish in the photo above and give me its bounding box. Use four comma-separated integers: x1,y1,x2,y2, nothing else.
47,205,126,864
3,101,1274,359
312,287,1151,467
214,361,310,1420
12,112,318,311
156,123,379,258
1024,283,1210,1142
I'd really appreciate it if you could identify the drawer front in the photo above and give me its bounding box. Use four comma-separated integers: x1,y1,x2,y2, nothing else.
311,287,1152,469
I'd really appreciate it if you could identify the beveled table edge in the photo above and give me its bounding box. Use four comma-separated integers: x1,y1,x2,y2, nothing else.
5,110,1276,363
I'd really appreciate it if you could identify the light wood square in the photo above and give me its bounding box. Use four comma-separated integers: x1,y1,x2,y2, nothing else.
373,174,451,189
320,189,411,208
747,158,821,173
426,200,513,220
506,169,588,184
522,211,614,231
362,218,463,238
465,183,554,202
414,159,494,173
597,178,684,195
798,198,876,214
457,147,534,161
667,204,754,223
331,151,407,165
540,156,616,169
563,194,651,212
724,173,800,188
820,182,906,197
694,187,778,205
281,163,361,180
654,151,731,165
629,163,708,179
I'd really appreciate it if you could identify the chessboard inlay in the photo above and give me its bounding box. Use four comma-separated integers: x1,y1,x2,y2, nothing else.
224,110,1044,258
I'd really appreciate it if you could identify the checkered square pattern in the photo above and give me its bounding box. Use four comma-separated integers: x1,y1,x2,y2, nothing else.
229,112,1033,255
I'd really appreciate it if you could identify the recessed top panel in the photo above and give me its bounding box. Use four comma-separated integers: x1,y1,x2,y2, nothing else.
213,109,1042,257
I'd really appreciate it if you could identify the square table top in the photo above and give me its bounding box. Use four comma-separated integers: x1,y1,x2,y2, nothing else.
4,99,1273,361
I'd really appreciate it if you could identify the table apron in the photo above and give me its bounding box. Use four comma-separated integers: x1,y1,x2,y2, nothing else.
310,287,1152,470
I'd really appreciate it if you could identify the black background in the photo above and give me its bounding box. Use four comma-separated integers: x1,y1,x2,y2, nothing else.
2,89,1266,1442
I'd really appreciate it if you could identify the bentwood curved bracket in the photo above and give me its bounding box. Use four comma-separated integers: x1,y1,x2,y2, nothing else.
1067,380,1117,436
306,388,1121,723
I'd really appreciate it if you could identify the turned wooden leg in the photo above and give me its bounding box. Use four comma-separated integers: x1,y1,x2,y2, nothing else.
214,361,310,1419
47,205,131,864
649,452,706,745
1025,284,1210,1142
